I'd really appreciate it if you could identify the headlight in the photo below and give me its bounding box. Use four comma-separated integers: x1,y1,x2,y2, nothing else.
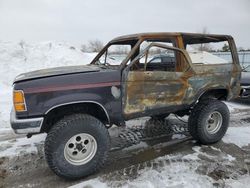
13,90,27,112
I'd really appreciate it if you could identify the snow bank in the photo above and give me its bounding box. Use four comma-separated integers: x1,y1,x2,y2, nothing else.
0,41,96,128
188,51,230,64
0,41,96,88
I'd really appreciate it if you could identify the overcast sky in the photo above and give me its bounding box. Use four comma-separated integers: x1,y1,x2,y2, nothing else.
0,0,249,48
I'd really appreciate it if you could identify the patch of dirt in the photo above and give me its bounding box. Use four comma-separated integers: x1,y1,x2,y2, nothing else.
0,157,8,188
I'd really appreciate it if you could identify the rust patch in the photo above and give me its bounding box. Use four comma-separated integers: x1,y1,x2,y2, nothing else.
122,33,241,117
124,71,192,115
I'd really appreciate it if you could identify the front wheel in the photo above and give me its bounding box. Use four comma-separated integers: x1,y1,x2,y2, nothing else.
188,99,230,144
45,114,110,180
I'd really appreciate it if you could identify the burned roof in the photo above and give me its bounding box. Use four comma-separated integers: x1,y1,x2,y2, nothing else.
111,32,232,44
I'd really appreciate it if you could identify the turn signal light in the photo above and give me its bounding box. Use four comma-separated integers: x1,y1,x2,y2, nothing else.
13,90,27,112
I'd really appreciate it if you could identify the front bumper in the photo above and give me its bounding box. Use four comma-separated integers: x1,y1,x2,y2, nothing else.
10,109,44,134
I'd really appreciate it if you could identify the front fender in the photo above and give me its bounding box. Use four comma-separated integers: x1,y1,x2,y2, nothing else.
24,89,111,118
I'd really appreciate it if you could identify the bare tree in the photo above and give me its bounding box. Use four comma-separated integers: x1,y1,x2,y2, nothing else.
19,40,25,49
111,46,129,55
222,44,230,52
80,44,88,52
18,40,27,62
197,27,213,51
88,39,104,52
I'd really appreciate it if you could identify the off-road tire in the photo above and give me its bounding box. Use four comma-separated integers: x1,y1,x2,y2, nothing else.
45,114,110,180
188,99,229,144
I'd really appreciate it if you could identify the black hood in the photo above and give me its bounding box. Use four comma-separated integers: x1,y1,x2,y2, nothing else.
241,72,250,86
14,65,100,83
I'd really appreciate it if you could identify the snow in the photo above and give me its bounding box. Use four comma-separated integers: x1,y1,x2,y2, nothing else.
188,51,230,64
223,126,250,148
0,41,95,88
225,175,250,188
0,89,12,128
209,146,236,162
225,101,250,113
0,127,12,134
0,133,46,157
71,144,246,188
70,149,228,188
0,41,96,128
183,146,235,162
70,153,215,188
122,163,214,188
172,134,186,139
69,179,108,188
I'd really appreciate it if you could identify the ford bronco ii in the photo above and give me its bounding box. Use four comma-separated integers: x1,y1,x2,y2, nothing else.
11,32,242,179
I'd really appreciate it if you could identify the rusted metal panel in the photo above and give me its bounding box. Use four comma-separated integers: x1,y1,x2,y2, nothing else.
124,71,191,114
122,33,241,117
111,32,232,44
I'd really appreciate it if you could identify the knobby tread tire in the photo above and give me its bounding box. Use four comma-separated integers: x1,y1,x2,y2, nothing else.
188,99,230,144
45,114,110,180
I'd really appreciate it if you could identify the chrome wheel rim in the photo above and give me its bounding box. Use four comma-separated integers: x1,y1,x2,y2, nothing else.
205,111,223,134
64,133,97,165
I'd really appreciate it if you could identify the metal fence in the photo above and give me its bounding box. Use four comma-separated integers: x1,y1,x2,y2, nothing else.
213,51,250,70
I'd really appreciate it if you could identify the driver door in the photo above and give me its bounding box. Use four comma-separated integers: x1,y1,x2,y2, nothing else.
122,43,192,118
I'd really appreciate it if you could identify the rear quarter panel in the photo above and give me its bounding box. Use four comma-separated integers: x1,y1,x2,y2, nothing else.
186,63,241,103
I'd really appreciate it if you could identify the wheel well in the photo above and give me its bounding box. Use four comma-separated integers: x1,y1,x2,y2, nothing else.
199,89,228,101
41,103,109,133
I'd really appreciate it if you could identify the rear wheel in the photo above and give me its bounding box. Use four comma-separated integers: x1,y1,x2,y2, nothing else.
45,114,110,180
188,99,229,144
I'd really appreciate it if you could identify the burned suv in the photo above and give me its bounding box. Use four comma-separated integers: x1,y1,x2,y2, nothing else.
11,33,242,179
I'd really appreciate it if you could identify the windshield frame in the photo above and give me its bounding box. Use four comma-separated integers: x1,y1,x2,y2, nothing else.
90,39,141,69
90,36,178,70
